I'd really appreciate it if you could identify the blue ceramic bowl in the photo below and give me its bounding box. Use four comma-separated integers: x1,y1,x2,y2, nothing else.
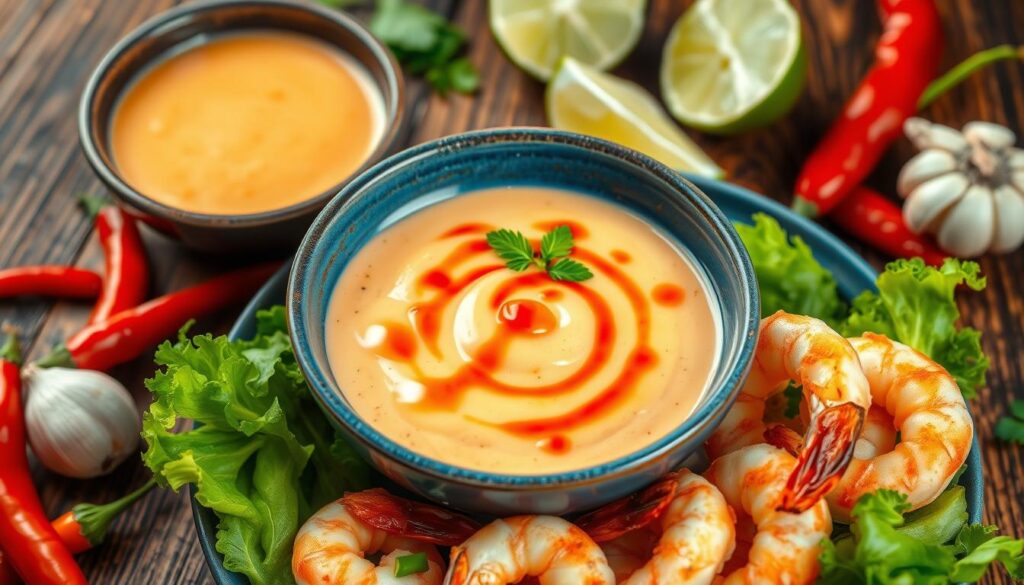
195,176,984,584
287,129,760,515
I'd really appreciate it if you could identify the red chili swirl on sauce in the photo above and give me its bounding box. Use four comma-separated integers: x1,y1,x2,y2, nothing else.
366,222,685,454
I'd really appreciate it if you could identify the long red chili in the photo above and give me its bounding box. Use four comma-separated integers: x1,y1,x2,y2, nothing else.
81,198,149,325
792,0,943,218
0,478,156,585
829,186,946,266
37,262,280,371
0,331,87,585
0,267,102,299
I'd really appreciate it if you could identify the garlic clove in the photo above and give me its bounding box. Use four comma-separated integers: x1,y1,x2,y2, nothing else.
990,185,1024,253
23,366,141,479
936,185,995,258
1006,148,1024,171
904,117,968,152
896,149,957,198
902,173,970,234
963,121,1017,150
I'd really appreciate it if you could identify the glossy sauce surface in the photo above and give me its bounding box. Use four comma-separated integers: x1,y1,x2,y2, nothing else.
111,33,384,215
326,187,720,473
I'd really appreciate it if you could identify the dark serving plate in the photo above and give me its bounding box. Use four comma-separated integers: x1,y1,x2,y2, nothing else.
192,175,984,584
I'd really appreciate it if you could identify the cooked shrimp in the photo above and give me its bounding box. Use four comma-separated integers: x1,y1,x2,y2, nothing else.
292,498,445,585
706,311,871,512
826,334,973,522
445,515,614,584
704,443,832,585
577,470,735,584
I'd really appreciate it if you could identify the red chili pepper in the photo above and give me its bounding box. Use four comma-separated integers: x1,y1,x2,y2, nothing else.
792,0,943,218
81,197,149,325
0,267,102,299
37,262,280,371
0,479,156,585
0,331,87,585
829,186,946,266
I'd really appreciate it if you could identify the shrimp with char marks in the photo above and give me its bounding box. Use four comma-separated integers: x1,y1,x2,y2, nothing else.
576,470,736,585
704,443,833,585
445,515,614,584
292,498,445,585
826,334,973,522
293,488,480,585
706,311,871,513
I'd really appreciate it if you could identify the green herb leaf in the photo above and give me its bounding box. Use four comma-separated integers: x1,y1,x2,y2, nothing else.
541,225,575,261
735,214,846,327
487,226,593,282
547,258,593,282
995,400,1024,445
142,307,370,585
952,524,1024,581
370,0,443,52
486,228,536,272
840,258,989,398
366,0,479,96
394,552,430,578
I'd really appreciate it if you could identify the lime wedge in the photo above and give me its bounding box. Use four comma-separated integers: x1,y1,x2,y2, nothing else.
489,0,647,81
661,0,806,135
546,57,724,178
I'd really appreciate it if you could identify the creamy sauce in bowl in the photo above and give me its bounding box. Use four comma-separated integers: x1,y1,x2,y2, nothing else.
110,32,385,216
326,186,720,474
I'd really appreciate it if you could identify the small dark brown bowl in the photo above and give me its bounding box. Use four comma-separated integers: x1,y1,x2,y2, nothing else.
78,0,404,254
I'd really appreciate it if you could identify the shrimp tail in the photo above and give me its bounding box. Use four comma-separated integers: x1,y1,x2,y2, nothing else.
575,473,679,542
777,402,865,513
763,423,803,457
342,488,482,546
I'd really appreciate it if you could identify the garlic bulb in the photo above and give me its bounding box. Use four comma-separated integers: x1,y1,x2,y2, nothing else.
23,366,141,478
897,117,1024,257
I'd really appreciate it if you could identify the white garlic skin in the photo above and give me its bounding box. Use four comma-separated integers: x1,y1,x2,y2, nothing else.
898,117,1024,258
23,366,141,478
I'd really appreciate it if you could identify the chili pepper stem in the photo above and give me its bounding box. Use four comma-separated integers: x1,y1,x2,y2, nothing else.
919,45,1024,109
66,478,158,548
34,345,74,369
0,326,20,365
78,194,110,219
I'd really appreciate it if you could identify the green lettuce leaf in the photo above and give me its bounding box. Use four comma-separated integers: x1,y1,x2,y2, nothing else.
840,258,989,398
735,213,846,327
143,306,370,585
820,490,1024,584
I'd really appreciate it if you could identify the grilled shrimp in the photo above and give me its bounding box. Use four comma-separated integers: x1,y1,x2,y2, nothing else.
826,334,973,521
292,498,445,585
576,470,735,584
704,444,832,585
445,515,614,584
706,311,871,512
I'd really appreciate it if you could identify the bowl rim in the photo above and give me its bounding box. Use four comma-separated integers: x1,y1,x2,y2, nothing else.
287,127,761,488
77,0,405,228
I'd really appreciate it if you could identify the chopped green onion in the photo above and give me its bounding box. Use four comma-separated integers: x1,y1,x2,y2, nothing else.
394,552,429,578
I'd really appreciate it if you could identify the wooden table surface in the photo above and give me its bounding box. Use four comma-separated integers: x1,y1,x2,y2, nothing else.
1,0,1022,583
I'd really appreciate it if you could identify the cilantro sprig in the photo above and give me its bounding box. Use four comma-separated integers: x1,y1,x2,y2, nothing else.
316,0,479,96
369,0,479,96
996,400,1024,445
486,225,593,282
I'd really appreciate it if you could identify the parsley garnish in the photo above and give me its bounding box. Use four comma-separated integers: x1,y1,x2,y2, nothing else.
486,225,594,282
995,400,1024,445
368,0,479,96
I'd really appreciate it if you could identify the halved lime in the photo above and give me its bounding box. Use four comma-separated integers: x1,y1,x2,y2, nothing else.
546,57,724,178
489,0,647,81
661,0,806,135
